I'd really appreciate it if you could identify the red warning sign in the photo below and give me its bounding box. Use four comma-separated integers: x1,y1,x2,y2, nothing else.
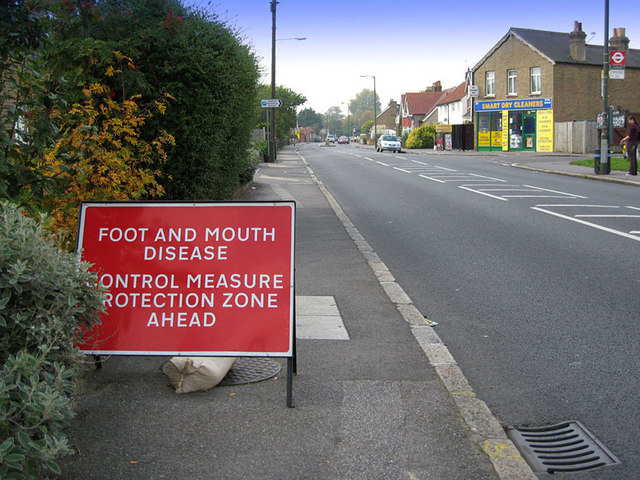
76,202,295,356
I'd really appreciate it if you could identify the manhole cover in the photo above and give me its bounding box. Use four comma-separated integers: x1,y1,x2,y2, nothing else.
219,357,281,386
507,421,620,474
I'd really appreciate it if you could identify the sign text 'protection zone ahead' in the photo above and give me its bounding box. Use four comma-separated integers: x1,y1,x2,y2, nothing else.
76,202,295,357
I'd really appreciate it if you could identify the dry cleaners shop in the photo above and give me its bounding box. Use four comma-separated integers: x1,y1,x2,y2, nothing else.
475,97,553,152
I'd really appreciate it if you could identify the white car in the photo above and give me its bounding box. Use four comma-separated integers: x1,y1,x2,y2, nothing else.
326,135,336,144
376,134,401,153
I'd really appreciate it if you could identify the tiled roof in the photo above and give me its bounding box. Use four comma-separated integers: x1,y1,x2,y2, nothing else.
435,82,466,106
475,27,640,70
402,92,444,115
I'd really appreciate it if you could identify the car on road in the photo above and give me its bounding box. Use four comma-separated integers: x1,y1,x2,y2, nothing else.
338,136,349,144
376,134,401,153
326,135,336,144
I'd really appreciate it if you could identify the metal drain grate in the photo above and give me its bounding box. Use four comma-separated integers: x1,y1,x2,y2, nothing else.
507,421,620,474
219,357,281,386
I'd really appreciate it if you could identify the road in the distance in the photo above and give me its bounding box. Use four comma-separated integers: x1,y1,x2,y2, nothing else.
299,143,640,479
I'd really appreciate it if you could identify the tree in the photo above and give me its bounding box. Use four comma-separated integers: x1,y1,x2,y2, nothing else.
88,0,261,200
41,71,174,248
347,89,380,136
324,106,344,136
1,3,175,247
297,107,323,133
349,88,380,122
254,84,306,150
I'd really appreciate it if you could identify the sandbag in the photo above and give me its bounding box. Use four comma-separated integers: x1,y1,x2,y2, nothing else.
166,356,237,394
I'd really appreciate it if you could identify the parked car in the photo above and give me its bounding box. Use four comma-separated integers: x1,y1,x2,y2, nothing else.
338,136,349,144
376,134,401,153
326,135,336,144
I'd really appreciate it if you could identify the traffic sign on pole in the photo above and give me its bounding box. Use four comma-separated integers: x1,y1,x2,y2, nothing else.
609,50,625,79
261,99,283,108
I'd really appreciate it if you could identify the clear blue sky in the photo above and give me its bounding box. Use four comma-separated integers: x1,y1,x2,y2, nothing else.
187,0,639,115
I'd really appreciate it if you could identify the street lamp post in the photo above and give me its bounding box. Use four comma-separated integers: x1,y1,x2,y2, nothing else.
361,75,376,144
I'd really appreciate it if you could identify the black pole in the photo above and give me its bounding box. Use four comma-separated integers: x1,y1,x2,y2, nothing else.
599,0,610,174
270,0,277,162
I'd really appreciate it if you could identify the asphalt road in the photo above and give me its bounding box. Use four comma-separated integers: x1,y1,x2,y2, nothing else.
300,142,640,479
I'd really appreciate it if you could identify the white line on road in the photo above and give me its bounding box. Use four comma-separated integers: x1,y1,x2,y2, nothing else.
533,204,619,208
458,186,508,201
419,174,446,183
522,185,587,199
468,173,506,182
575,214,640,218
531,207,640,242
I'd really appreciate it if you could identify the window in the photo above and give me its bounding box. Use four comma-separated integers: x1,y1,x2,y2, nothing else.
485,71,495,96
530,67,542,94
507,69,517,95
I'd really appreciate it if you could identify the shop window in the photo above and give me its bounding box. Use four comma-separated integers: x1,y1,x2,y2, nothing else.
530,67,541,94
509,112,522,149
485,71,495,97
507,69,517,95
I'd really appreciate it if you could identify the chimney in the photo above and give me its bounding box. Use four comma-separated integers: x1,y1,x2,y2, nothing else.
610,27,629,52
569,21,586,61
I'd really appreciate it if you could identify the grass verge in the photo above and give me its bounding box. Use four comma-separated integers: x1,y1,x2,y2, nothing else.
571,157,630,171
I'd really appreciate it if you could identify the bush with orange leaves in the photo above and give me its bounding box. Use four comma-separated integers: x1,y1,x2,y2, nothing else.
40,67,174,248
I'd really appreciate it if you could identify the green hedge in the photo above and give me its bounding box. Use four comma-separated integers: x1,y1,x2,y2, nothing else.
0,202,104,479
405,124,436,149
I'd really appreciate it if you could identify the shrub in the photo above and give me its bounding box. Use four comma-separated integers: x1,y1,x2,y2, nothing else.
254,140,268,162
0,201,104,479
405,124,436,149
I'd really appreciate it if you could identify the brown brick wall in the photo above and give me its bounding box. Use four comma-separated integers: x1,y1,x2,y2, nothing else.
474,34,640,125
554,64,640,121
376,101,398,133
474,36,554,101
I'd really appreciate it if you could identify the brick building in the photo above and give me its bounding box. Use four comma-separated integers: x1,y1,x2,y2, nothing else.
472,22,640,152
400,82,445,134
376,100,399,134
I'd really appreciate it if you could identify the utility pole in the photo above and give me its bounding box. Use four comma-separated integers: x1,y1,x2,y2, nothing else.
599,0,610,174
270,0,277,162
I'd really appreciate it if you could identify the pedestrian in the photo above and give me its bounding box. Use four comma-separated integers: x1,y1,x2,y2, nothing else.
620,115,639,175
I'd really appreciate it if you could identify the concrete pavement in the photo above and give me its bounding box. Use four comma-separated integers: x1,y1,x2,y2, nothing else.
57,145,540,480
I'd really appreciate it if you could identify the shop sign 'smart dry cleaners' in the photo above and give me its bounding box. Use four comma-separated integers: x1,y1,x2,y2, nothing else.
475,97,553,152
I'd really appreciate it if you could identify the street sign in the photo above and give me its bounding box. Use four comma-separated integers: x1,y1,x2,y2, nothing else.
76,201,295,357
261,98,283,108
468,85,480,98
610,50,626,66
610,50,626,79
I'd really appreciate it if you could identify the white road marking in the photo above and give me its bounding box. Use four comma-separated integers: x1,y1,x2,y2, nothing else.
458,186,508,201
531,206,640,242
522,185,587,199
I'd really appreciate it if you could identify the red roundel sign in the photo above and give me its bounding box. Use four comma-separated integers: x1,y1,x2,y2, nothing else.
76,202,295,356
610,50,626,66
